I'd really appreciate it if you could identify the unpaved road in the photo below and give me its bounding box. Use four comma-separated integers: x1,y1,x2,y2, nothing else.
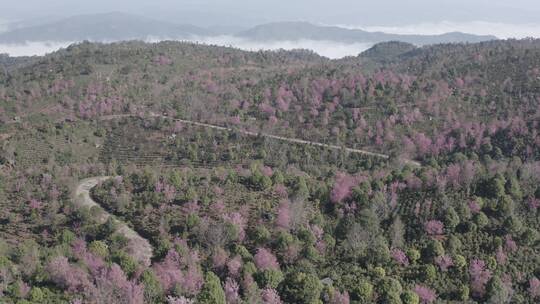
102,113,421,167
73,112,419,266
74,176,152,266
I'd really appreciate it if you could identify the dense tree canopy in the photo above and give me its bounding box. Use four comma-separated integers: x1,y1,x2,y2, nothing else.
0,39,539,303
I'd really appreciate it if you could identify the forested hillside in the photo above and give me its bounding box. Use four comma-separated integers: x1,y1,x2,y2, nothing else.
0,39,539,303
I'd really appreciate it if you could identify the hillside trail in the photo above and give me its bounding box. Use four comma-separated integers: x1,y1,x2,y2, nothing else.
74,112,419,266
101,112,422,167
74,176,153,266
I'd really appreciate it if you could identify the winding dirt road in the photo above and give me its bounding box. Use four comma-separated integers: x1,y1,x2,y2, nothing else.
72,110,422,267
74,177,153,266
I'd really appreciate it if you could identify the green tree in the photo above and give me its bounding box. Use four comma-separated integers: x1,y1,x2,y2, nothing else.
380,277,403,303
88,240,109,258
141,269,164,303
255,269,284,289
251,226,271,244
354,279,374,302
474,212,489,229
407,248,421,264
113,251,138,277
294,176,310,199
425,240,444,259
368,236,391,265
402,290,419,304
423,264,437,282
504,215,523,234
453,254,467,269
29,287,45,302
487,276,511,303
281,272,322,304
197,272,226,304
458,285,469,301
444,207,460,231
506,176,522,200
484,174,506,199
521,228,539,245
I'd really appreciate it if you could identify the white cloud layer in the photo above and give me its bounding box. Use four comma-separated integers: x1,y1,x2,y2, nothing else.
349,21,540,39
0,37,373,59
0,41,74,56
2,21,540,58
189,36,373,59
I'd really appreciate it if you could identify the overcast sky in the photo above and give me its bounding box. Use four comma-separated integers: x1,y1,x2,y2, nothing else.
2,0,540,57
2,0,540,28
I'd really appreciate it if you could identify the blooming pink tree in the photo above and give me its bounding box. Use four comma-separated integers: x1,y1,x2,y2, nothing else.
212,247,229,270
391,248,409,266
329,289,350,304
18,281,30,299
529,197,540,211
414,285,437,303
163,184,176,203
414,132,433,157
505,235,518,252
254,248,280,271
154,55,173,66
273,184,288,198
469,259,492,298
435,255,454,271
224,277,240,304
46,256,92,292
330,172,357,203
495,247,507,265
529,277,540,299
261,166,274,177
181,265,204,297
275,200,291,230
71,239,106,275
93,264,144,304
167,296,194,304
227,255,243,278
153,250,183,292
468,200,481,213
28,198,42,210
424,220,444,235
261,288,283,304
223,212,247,241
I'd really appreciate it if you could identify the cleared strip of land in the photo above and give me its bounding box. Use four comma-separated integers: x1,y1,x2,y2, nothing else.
102,113,421,167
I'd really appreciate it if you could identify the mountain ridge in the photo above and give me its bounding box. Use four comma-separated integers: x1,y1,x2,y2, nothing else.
237,21,497,45
0,12,212,43
0,13,497,46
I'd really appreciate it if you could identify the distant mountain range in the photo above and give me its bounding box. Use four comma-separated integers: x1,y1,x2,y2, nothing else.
0,12,497,46
238,22,497,45
0,12,211,43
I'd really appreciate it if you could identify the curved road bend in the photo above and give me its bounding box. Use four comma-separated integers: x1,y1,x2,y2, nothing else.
74,176,153,266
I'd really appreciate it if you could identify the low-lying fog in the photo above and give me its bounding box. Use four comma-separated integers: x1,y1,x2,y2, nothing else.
2,21,540,58
0,37,374,59
353,21,540,39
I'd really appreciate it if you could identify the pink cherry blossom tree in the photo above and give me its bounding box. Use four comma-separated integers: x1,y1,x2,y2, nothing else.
414,285,437,303
254,248,280,271
261,288,283,304
469,259,492,298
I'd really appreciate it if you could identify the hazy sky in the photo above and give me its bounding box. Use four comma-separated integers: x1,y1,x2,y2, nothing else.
2,0,540,58
2,0,540,27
